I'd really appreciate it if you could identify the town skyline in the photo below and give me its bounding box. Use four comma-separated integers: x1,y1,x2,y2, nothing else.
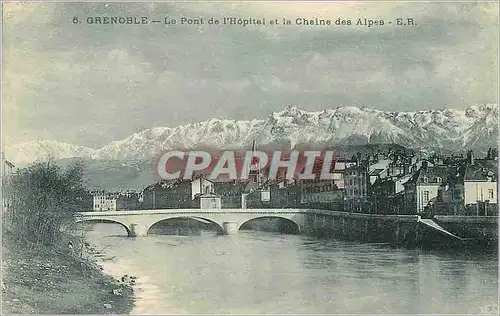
2,2,498,314
3,2,498,148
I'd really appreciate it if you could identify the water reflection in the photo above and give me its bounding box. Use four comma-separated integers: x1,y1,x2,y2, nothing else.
83,223,498,314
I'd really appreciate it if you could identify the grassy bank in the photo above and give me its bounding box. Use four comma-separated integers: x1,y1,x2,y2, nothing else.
2,231,135,314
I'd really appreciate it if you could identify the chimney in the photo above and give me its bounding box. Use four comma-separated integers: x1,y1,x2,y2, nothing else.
356,152,362,166
466,150,475,165
421,160,428,172
403,163,410,175
487,148,498,160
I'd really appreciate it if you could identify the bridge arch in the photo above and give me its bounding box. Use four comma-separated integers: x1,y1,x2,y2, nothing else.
75,218,132,236
146,216,225,235
237,216,301,234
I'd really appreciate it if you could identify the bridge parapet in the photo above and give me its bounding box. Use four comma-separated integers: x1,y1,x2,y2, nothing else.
77,208,308,216
75,208,308,237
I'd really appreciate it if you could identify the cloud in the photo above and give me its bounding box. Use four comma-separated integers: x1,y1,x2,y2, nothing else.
2,2,498,148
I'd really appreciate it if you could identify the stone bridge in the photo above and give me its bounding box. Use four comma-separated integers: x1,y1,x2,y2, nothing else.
75,209,310,237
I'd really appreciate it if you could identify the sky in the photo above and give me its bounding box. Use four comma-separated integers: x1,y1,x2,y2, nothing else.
3,1,499,149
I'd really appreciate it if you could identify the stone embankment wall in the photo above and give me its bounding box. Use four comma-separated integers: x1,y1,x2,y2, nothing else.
302,211,420,247
303,211,498,249
434,216,498,247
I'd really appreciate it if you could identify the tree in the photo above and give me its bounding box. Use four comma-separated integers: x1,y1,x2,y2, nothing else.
3,160,90,246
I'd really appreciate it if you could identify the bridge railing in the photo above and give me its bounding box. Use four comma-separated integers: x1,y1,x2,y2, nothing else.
76,209,419,221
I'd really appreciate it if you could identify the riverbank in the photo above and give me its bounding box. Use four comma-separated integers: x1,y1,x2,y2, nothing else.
2,231,135,314
301,211,498,250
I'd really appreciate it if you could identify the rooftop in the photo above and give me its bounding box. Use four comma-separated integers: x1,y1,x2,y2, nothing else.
464,159,497,182
404,165,456,185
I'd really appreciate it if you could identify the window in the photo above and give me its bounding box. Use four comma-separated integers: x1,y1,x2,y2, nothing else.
436,177,442,183
423,191,430,203
488,189,494,199
422,177,428,183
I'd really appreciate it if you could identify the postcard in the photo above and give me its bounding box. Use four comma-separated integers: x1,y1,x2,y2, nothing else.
2,1,498,315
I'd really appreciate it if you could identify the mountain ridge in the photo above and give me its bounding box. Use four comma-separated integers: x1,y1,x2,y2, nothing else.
4,140,94,165
5,103,498,164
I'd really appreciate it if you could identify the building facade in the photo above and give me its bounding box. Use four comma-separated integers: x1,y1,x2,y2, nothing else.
267,179,300,208
371,174,412,214
299,179,343,210
403,162,455,214
193,194,222,209
462,153,498,216
343,162,371,213
141,180,192,209
191,177,215,200
92,191,118,211
116,191,140,210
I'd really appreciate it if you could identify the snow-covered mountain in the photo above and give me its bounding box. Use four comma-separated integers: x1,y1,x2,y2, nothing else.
4,140,95,165
91,103,498,160
5,104,498,164
463,105,499,150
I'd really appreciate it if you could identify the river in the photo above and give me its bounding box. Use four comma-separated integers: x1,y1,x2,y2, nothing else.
84,223,498,314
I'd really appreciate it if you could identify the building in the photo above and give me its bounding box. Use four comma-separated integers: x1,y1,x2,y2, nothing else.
427,165,466,216
92,191,118,211
462,152,497,216
298,156,356,188
245,180,271,208
191,177,215,200
371,177,393,214
141,180,192,209
402,162,455,214
369,153,414,215
371,174,412,214
295,155,354,210
324,158,357,189
271,179,301,208
140,175,216,210
116,191,140,210
193,193,222,209
213,180,248,208
343,154,393,213
386,153,414,177
423,150,498,217
299,180,343,210
343,161,370,213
